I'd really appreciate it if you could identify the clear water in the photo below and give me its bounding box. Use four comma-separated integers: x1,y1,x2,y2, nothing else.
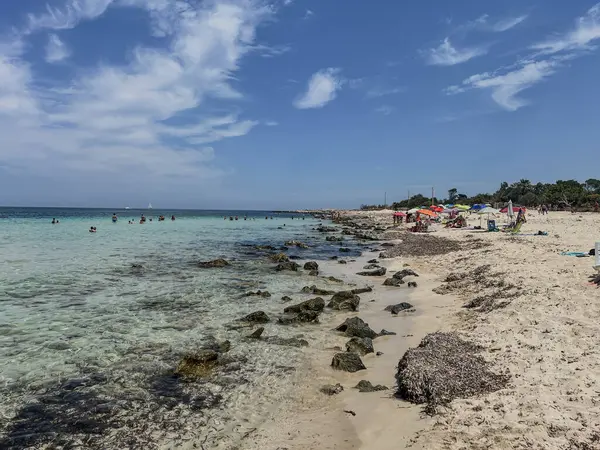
0,208,366,449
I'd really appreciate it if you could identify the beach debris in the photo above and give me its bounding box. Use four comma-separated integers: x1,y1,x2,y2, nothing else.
590,273,600,286
345,337,374,355
368,259,379,264
242,290,271,298
309,270,319,276
175,350,219,378
320,383,344,396
383,277,405,287
384,302,414,314
270,253,289,263
355,380,388,393
378,329,397,336
304,261,319,271
393,269,419,280
278,310,320,325
326,236,343,242
334,317,378,339
285,240,309,249
301,285,335,295
248,328,264,339
331,352,366,372
197,258,230,268
327,291,360,311
363,263,380,270
380,233,461,258
463,290,518,312
275,261,301,272
395,332,509,412
344,410,357,416
284,297,325,314
357,267,387,277
407,282,418,288
237,311,270,324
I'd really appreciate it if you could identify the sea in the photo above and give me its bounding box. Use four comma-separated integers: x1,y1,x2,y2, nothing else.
0,207,367,449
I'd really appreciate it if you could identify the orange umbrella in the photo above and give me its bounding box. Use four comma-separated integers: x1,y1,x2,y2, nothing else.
429,205,443,212
417,209,438,217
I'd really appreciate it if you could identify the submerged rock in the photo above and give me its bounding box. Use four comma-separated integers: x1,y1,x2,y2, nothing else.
352,287,373,295
326,276,344,283
379,329,397,336
281,295,293,302
242,290,271,298
248,327,265,339
265,336,309,347
384,302,414,314
335,317,378,339
393,269,419,280
278,310,321,325
345,337,374,355
320,383,344,395
309,270,319,276
339,248,351,253
198,258,230,268
175,350,219,378
326,236,343,242
301,285,335,295
355,380,388,393
357,267,387,277
328,291,360,311
284,297,325,314
275,262,301,272
383,278,405,287
338,260,347,264
270,253,289,263
285,240,309,249
331,352,366,372
363,264,380,270
408,282,418,288
238,311,270,324
367,259,379,264
304,261,319,271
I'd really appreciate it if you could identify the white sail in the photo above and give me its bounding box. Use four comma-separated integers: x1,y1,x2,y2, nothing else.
148,203,153,209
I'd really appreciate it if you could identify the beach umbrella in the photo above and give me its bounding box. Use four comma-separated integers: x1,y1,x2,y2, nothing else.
407,208,419,214
442,208,458,214
477,207,500,215
430,205,443,212
417,209,438,217
393,212,406,217
507,200,514,218
454,204,470,211
469,204,486,211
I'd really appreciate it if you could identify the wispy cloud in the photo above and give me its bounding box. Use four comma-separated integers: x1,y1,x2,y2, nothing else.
304,9,314,19
27,0,115,32
491,15,528,32
265,120,278,126
45,34,70,63
366,86,405,98
460,14,528,33
294,68,343,109
374,105,394,115
446,3,600,111
424,38,487,66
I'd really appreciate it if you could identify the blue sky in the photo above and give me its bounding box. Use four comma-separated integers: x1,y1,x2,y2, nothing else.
1,0,600,209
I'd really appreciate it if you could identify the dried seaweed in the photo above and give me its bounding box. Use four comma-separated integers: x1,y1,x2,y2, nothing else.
379,233,461,258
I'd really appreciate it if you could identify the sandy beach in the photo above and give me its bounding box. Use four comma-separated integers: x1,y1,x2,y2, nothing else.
243,210,600,450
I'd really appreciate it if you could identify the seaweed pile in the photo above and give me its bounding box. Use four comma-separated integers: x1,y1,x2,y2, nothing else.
379,233,461,258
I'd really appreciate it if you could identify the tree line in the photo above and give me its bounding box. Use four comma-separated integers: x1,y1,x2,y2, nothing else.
360,179,600,211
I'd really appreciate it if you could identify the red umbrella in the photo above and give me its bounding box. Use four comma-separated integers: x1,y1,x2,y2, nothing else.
393,212,406,216
430,206,443,212
500,206,526,213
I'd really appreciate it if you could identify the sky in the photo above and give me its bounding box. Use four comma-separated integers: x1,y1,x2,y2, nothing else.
1,0,600,209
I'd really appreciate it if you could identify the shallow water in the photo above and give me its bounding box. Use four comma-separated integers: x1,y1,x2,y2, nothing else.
0,208,367,449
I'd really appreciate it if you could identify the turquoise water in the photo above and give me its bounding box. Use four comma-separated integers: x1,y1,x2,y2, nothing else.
0,208,365,449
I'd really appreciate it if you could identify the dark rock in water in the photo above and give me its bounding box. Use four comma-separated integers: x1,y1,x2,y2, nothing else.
284,297,325,314
317,226,338,233
363,264,380,270
304,261,319,271
301,285,335,295
339,248,351,253
288,255,301,260
354,233,379,241
379,329,397,336
270,253,289,263
281,246,289,251
276,261,301,272
285,240,309,249
338,260,347,264
328,291,361,311
248,328,264,339
383,278,405,287
265,336,309,347
381,242,395,247
326,276,344,283
376,351,384,356
320,383,344,395
352,287,373,294
198,258,230,268
218,340,231,353
238,311,270,324
335,317,378,339
355,380,388,393
331,352,366,372
281,295,293,302
278,310,321,325
175,350,219,378
256,245,277,251
330,255,339,260
345,337,374,355
357,267,387,277
408,281,418,288
242,290,271,298
368,259,379,264
326,236,343,242
385,302,414,314
393,269,419,280
309,270,319,276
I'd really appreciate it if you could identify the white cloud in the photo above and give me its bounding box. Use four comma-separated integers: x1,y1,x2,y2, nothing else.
283,0,294,5
366,86,405,98
0,0,275,182
424,38,487,66
461,14,528,33
304,9,314,19
265,120,278,126
45,34,70,62
491,15,528,32
374,105,394,115
531,3,600,54
294,68,343,109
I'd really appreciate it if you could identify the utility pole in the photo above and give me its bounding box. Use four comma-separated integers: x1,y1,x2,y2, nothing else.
431,187,435,206
384,191,387,208
408,189,410,201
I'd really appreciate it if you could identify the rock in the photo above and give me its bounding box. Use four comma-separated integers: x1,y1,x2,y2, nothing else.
238,311,270,324
338,260,347,264
384,302,414,314
320,383,344,395
304,261,319,271
363,264,380,270
278,310,321,325
198,258,230,268
284,297,325,314
248,328,264,339
383,278,405,287
335,317,378,339
357,267,387,277
289,255,301,260
355,380,388,393
326,276,344,283
381,243,395,247
270,253,289,263
309,270,319,276
218,340,231,353
175,350,219,378
256,245,277,251
330,255,338,260
265,336,309,347
275,262,301,272
376,351,384,356
317,226,338,232
328,291,360,311
345,337,374,355
326,236,343,242
379,329,397,336
408,282,418,288
393,269,419,280
368,259,378,264
285,240,309,249
281,296,293,302
331,352,366,372
301,285,335,295
339,248,351,253
242,290,271,298
352,287,373,294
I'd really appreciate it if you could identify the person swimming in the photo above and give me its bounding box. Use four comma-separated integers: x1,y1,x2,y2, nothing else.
171,215,175,221
52,218,56,224
112,213,118,223
89,226,97,233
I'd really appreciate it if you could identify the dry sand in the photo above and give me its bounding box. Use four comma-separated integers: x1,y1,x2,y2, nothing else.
243,211,600,450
